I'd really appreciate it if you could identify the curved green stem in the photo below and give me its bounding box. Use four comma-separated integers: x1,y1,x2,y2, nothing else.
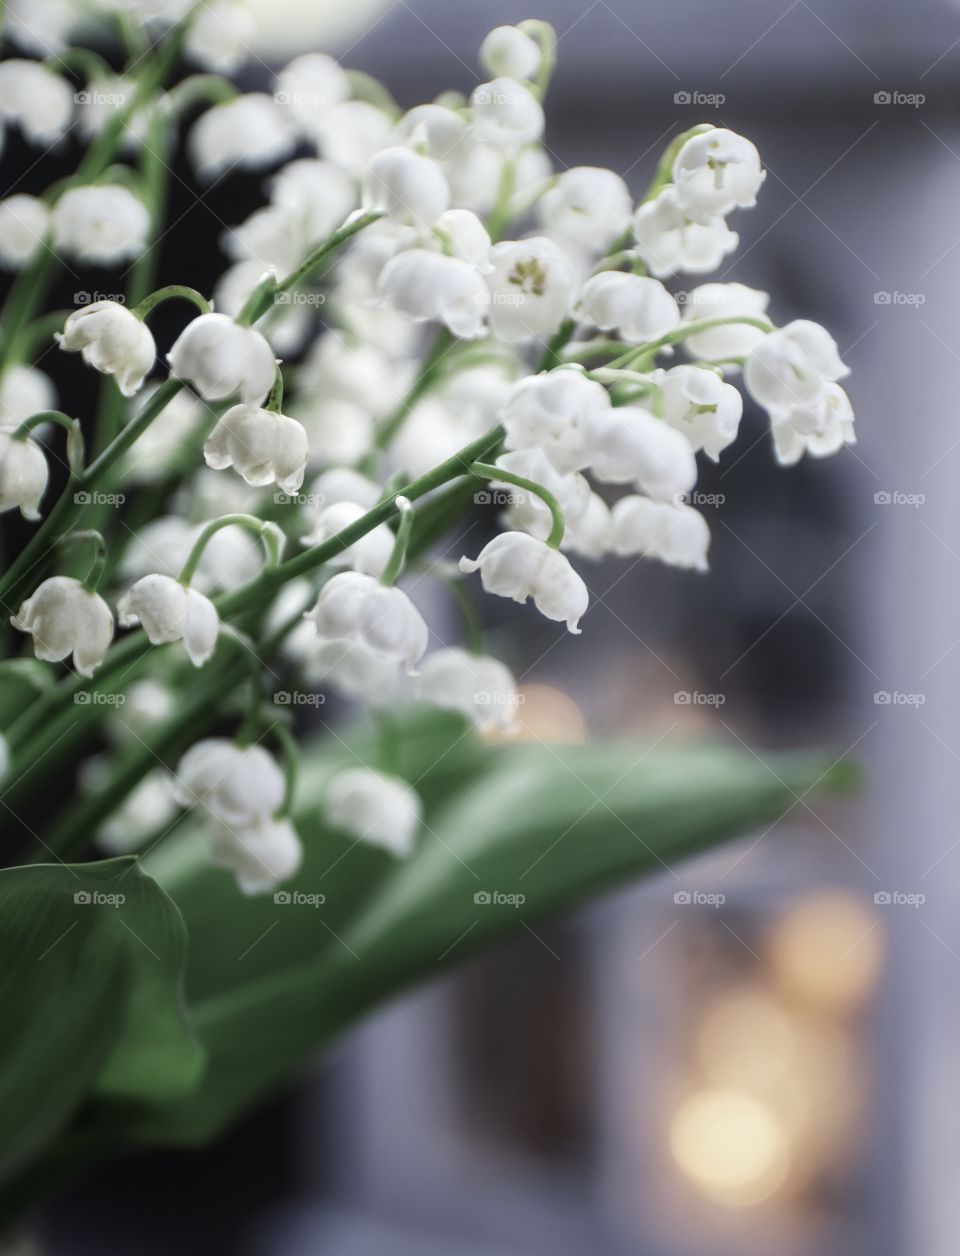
381,496,414,586
271,722,300,818
469,460,565,548
60,529,108,592
134,284,211,320
179,514,282,585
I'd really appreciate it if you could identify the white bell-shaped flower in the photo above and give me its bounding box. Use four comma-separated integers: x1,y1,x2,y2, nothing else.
301,636,402,706
0,195,49,268
306,572,429,674
168,313,277,406
579,272,680,343
189,93,297,179
56,301,155,397
173,738,285,827
315,101,393,178
460,531,589,633
184,0,256,74
378,249,490,339
309,467,382,511
539,167,633,253
744,319,849,413
12,576,114,677
325,767,422,857
269,158,357,246
274,52,350,138
672,127,765,223
656,365,743,462
632,186,739,279
429,209,493,271
208,815,302,895
0,430,48,520
363,147,450,229
416,647,520,731
500,368,609,474
0,59,72,142
487,237,575,343
479,25,542,80
301,501,394,578
5,0,78,56
562,489,613,561
770,382,856,466
471,77,544,146
589,404,698,499
680,282,771,362
117,574,220,667
494,448,591,542
204,403,309,495
0,364,56,428
611,495,710,571
51,185,150,265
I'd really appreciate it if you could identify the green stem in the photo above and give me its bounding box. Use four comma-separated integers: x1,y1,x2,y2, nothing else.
380,496,413,586
469,460,565,548
179,514,281,584
134,284,211,320
60,529,108,591
271,722,299,818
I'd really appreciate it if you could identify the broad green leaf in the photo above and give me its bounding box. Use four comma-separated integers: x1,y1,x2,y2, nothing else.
0,857,201,1184
127,719,853,1147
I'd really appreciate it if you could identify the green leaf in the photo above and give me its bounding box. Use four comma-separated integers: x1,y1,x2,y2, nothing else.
0,857,201,1184
129,716,853,1147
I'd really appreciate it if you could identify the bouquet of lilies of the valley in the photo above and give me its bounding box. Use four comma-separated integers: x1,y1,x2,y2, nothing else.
0,2,856,1225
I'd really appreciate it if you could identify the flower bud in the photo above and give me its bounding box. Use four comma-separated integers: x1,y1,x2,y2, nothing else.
0,430,48,520
118,574,220,667
51,185,150,265
589,405,698,499
744,319,849,413
479,26,542,81
378,249,490,340
168,313,277,405
208,815,302,895
0,195,49,269
204,402,309,494
611,496,710,571
306,572,429,674
579,271,680,343
174,739,285,827
471,77,544,146
538,167,632,253
325,767,422,857
363,146,450,229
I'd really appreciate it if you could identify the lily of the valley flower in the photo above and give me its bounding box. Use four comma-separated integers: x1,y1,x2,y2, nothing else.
495,448,591,543
306,572,429,674
0,365,56,428
118,574,220,667
301,501,395,578
538,167,633,253
656,365,743,462
51,185,150,265
479,25,542,80
0,59,73,142
611,495,710,571
579,272,680,343
11,576,114,677
681,282,771,362
744,319,849,413
363,146,450,229
0,429,48,520
487,237,575,343
460,531,589,633
378,249,490,339
0,195,50,268
470,77,544,146
325,767,422,856
770,382,856,466
632,187,739,279
671,127,765,223
189,93,297,179
589,405,699,499
274,52,351,139
500,369,610,474
183,0,256,74
207,814,302,895
56,301,156,397
416,647,520,731
203,403,309,494
168,313,277,405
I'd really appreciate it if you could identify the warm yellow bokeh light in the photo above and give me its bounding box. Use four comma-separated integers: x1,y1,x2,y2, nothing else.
698,989,797,1090
669,1089,791,1206
768,889,884,1010
485,683,587,745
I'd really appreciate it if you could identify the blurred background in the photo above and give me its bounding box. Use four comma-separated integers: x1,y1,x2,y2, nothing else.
29,0,960,1252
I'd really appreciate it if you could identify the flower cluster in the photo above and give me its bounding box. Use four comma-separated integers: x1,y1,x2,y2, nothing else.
0,17,853,894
